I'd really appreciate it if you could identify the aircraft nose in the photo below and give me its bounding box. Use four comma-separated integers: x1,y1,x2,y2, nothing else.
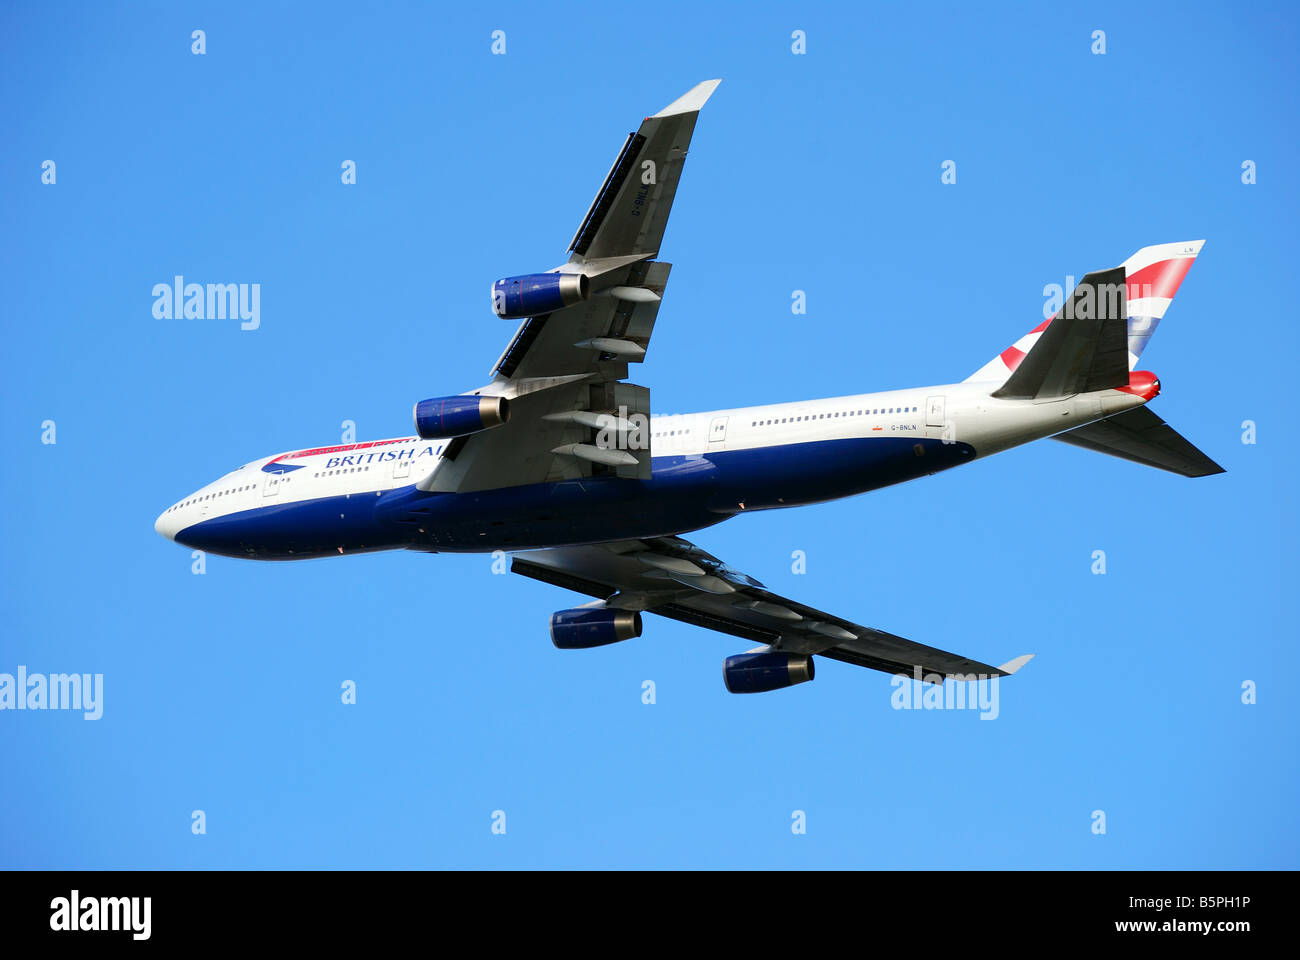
154,507,181,541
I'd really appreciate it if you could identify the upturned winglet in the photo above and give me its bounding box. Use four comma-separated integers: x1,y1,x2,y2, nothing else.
652,79,722,118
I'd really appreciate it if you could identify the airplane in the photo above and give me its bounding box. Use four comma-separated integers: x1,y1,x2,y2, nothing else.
154,79,1223,694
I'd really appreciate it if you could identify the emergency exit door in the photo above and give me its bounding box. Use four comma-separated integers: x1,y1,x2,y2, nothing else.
925,396,946,428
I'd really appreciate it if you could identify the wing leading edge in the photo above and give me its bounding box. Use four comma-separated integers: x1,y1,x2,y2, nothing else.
567,78,721,263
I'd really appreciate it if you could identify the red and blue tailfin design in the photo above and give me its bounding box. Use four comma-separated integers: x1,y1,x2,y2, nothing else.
965,240,1205,384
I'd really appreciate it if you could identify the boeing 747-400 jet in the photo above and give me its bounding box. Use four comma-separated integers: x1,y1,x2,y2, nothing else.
155,80,1223,694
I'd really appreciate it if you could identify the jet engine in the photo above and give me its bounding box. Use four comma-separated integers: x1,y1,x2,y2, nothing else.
412,396,509,439
722,652,815,693
550,607,643,649
491,273,590,319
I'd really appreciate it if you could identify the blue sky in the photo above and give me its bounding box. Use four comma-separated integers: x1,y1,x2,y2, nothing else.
2,1,1296,868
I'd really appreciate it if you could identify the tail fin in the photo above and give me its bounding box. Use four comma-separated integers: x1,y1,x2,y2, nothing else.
965,240,1205,384
1121,240,1205,366
970,240,1223,477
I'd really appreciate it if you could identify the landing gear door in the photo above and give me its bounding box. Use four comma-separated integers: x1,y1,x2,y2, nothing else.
708,416,729,446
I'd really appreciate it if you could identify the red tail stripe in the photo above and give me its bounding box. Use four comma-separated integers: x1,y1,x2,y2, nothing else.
991,254,1196,372
1127,257,1194,302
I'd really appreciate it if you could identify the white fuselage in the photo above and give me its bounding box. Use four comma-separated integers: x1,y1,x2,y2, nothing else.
156,380,1147,552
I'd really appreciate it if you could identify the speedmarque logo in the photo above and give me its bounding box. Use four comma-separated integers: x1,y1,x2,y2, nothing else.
50,890,151,940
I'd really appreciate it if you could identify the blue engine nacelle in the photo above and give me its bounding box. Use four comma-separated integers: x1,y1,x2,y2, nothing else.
722,652,815,694
412,395,510,439
550,607,643,649
491,273,590,319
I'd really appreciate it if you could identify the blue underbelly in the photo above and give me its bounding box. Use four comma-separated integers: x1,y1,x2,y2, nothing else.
174,436,974,559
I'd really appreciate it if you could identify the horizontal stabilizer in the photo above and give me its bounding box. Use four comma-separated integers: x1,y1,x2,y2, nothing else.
1051,406,1225,477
